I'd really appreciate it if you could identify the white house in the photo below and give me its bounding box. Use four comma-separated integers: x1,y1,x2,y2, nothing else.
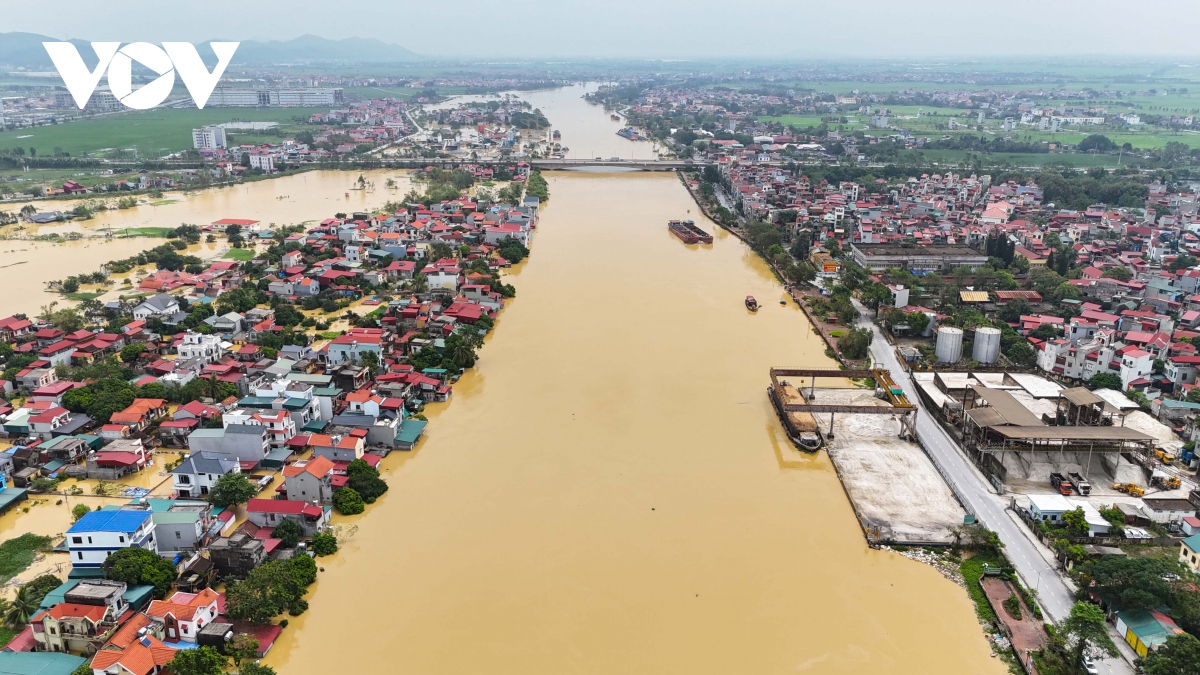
223,408,296,448
177,331,227,365
171,452,241,498
1142,498,1196,524
66,509,156,568
146,588,221,643
132,294,180,321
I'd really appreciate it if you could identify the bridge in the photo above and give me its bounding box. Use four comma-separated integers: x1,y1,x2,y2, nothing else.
529,158,708,171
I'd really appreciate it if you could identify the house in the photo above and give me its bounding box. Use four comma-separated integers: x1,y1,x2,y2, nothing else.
245,498,330,536
66,509,156,568
309,433,365,462
1115,609,1185,657
107,399,167,433
29,407,91,440
89,612,175,675
151,503,213,557
132,294,180,321
1141,498,1195,524
145,589,221,644
30,579,129,654
207,532,266,577
171,452,240,499
282,455,337,504
222,409,295,448
176,332,226,365
324,329,383,366
85,439,152,480
1181,534,1200,573
185,425,269,463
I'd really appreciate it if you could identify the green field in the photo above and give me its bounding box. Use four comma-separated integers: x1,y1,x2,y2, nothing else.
223,248,255,261
0,107,328,159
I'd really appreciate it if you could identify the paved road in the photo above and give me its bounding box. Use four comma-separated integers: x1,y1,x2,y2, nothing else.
851,301,1134,675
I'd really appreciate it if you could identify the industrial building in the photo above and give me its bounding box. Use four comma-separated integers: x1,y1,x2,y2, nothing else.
848,242,988,272
205,87,345,107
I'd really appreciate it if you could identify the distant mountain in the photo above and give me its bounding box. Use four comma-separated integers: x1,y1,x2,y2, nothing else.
0,32,422,68
204,35,423,64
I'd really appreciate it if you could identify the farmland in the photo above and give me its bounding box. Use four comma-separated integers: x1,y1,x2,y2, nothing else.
0,107,327,159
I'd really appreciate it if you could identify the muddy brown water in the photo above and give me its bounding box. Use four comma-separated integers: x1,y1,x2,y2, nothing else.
264,170,1003,674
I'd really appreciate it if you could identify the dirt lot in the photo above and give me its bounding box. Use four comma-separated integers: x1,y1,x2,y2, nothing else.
820,409,966,544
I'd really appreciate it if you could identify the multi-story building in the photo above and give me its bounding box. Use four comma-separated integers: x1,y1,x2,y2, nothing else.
223,408,296,448
848,243,987,272
177,331,226,365
192,125,227,150
66,510,156,568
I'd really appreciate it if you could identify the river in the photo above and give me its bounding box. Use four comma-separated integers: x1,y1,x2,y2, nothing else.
0,85,1004,673
262,88,1004,674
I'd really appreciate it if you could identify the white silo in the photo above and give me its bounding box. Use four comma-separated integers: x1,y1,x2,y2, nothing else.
973,327,1002,364
936,326,964,363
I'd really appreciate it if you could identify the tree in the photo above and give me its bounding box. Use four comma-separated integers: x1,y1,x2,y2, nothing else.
1030,324,1061,340
333,487,365,515
1078,134,1117,153
272,518,303,549
1137,632,1200,675
1169,254,1198,273
208,473,258,508
1005,339,1035,366
1102,266,1133,281
3,585,36,628
168,646,227,675
837,327,873,360
1084,555,1177,612
348,472,388,504
104,546,178,598
227,634,260,668
1061,602,1117,669
71,503,90,522
239,664,277,675
1063,507,1089,536
225,556,316,624
860,282,893,312
311,532,338,556
1090,372,1122,390
119,344,147,363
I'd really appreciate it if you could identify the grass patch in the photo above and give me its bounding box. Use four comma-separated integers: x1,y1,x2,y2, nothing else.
0,533,53,583
63,291,103,302
829,330,846,338
960,554,1003,623
107,227,174,238
320,331,342,340
222,248,255,261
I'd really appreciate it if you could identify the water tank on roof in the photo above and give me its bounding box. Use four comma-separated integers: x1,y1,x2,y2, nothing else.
936,326,964,364
973,326,1002,364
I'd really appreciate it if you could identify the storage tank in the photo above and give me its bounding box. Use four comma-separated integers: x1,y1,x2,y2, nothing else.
935,326,964,363
973,326,1002,364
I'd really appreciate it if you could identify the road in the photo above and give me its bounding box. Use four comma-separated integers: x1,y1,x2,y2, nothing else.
851,301,1135,675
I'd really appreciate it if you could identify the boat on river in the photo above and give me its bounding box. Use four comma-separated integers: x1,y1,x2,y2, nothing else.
745,296,759,311
768,382,823,451
667,219,713,244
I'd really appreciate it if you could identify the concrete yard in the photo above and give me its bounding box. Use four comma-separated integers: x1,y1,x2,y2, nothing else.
820,410,966,545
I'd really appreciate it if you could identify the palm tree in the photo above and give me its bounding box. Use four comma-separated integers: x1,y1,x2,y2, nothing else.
409,273,429,295
5,586,36,628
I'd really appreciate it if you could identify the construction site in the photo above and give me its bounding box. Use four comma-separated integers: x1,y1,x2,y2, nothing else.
768,368,967,545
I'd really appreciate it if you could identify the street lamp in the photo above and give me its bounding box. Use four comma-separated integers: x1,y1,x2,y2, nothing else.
1033,568,1046,592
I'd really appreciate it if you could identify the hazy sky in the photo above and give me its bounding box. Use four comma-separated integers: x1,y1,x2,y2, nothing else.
4,0,1200,59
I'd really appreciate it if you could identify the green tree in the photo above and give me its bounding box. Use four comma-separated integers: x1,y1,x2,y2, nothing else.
311,533,338,557
1102,266,1133,281
239,664,277,675
104,546,178,598
1005,339,1035,366
860,281,894,312
71,503,90,522
272,518,303,549
1084,555,1177,612
168,646,227,675
1061,602,1117,670
208,473,258,509
3,585,37,628
1062,507,1089,536
227,633,260,668
1137,632,1200,674
119,344,147,363
333,487,365,515
1090,372,1122,390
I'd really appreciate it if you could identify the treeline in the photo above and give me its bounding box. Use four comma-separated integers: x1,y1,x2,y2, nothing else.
993,167,1150,210
924,135,1050,154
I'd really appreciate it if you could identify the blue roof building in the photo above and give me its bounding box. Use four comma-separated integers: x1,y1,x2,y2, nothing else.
66,509,156,568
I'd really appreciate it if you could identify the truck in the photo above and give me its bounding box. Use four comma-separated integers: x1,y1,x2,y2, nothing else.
1069,472,1092,496
1050,472,1074,496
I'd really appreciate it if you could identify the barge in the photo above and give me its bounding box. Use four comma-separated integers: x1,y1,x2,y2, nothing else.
745,296,758,311
667,219,714,244
768,382,823,451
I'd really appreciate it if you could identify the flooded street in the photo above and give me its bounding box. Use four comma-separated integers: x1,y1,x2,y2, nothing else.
267,170,1003,672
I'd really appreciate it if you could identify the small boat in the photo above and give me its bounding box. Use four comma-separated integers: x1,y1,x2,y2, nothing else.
779,298,787,306
746,296,759,311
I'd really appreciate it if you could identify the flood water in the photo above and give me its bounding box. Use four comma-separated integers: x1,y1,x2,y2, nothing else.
0,86,1004,673
263,89,1002,674
0,170,412,316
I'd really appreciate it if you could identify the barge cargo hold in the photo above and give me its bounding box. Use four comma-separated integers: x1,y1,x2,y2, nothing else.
667,219,714,244
768,383,822,451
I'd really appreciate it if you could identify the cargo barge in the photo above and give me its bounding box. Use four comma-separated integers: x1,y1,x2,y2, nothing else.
667,219,713,244
617,126,646,141
768,382,823,451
